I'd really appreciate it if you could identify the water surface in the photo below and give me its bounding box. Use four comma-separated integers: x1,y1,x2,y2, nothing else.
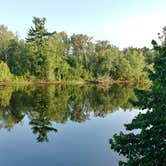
0,84,143,166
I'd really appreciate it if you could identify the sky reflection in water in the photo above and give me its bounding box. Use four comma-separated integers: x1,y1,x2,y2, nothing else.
0,84,143,166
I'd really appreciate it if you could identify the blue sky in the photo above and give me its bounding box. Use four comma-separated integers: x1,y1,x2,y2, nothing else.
1,0,166,48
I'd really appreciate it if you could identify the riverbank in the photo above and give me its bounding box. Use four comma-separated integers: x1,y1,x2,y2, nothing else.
0,78,150,86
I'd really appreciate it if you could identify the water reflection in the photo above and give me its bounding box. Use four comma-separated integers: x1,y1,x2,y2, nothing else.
0,84,143,142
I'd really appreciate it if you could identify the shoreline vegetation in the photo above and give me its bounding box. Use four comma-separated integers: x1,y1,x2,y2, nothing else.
0,17,155,85
0,79,150,86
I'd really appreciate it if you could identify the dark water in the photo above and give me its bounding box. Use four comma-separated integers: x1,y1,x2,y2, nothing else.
0,84,143,166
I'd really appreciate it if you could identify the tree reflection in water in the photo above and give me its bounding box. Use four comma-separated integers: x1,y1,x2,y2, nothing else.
0,83,144,142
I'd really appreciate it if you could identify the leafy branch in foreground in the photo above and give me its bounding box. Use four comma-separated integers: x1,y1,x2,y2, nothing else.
109,27,166,166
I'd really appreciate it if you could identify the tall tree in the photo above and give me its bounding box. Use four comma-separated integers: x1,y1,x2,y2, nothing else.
26,17,56,80
0,25,16,63
70,34,92,69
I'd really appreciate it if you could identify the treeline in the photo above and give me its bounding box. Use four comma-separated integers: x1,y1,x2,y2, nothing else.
0,17,154,82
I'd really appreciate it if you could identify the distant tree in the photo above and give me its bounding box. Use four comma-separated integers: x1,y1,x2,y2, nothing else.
95,40,112,52
110,55,133,80
70,34,92,69
6,39,32,76
0,25,16,63
91,45,120,78
123,47,146,80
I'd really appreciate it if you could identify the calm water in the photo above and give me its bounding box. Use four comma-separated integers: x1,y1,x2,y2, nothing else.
0,84,143,166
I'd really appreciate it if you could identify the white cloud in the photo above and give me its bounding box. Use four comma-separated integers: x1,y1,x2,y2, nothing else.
103,12,166,49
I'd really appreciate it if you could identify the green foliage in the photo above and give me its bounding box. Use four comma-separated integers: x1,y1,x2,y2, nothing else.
26,17,53,80
0,61,12,81
7,39,32,76
91,47,119,78
0,17,154,82
0,25,16,63
110,55,133,80
0,86,13,107
123,47,146,79
109,28,166,165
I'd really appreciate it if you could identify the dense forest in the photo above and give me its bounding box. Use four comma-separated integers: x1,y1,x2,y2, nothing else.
0,17,155,83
